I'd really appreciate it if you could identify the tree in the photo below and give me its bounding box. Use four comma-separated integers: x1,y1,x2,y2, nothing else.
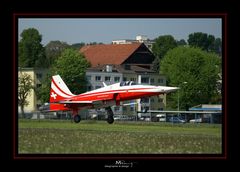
187,32,219,53
71,42,85,50
152,35,177,71
161,46,221,110
45,40,70,66
19,28,47,67
152,35,177,60
37,49,90,103
35,72,52,104
177,39,187,46
213,38,222,56
18,72,33,118
207,35,215,52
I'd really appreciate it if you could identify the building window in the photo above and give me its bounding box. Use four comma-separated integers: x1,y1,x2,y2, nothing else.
114,77,120,82
95,76,101,81
150,78,154,84
105,76,111,81
86,75,91,81
158,78,164,83
158,98,163,103
123,77,127,81
130,78,136,82
151,98,155,103
36,73,42,79
141,77,149,84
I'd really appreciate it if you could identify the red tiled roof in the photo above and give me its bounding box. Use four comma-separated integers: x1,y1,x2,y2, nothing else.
80,43,142,67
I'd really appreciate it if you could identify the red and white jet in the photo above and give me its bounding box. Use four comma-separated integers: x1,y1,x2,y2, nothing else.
48,75,178,123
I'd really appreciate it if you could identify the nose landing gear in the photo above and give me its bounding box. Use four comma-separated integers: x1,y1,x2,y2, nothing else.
105,107,114,124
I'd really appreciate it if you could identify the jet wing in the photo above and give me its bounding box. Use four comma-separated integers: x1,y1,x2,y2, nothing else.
50,96,116,109
53,100,111,106
58,100,93,104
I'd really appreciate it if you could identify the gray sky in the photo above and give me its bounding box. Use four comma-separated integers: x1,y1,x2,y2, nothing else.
18,18,222,46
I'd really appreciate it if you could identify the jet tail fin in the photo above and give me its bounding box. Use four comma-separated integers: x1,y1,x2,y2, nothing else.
50,75,75,103
49,75,75,111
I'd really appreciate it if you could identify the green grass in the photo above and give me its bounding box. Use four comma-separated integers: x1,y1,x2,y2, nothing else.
18,119,222,154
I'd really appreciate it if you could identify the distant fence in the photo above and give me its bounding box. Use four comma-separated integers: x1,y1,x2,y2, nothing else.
18,109,221,124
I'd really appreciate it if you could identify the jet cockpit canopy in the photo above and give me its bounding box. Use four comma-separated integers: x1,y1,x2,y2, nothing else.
120,81,137,86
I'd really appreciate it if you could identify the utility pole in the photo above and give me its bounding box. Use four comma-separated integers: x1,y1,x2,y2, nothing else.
178,89,180,116
178,82,187,117
137,75,142,120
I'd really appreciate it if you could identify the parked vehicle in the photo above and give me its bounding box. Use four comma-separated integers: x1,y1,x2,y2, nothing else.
189,118,202,123
168,117,186,123
113,115,129,121
156,114,166,122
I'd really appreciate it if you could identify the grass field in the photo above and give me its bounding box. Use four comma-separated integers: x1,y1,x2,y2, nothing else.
18,119,222,154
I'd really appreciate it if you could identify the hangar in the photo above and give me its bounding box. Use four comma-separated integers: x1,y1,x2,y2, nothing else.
145,104,222,123
188,104,222,123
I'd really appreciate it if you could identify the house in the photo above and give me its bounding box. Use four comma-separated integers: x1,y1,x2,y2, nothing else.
80,43,155,68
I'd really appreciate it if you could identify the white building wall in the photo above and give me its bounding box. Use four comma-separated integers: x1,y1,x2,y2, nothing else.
18,68,48,114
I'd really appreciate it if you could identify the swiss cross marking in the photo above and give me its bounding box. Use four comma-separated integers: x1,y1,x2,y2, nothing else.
51,92,57,99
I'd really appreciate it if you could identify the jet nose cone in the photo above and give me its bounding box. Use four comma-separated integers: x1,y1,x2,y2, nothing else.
157,86,179,93
164,87,179,93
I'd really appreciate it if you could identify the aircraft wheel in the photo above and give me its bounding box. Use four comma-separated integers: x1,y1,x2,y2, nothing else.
73,115,81,123
107,116,114,124
105,107,114,124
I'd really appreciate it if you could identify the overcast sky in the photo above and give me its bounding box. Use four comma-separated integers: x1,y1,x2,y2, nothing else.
18,18,222,46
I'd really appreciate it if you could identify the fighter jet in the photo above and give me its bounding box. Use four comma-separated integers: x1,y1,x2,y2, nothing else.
48,75,178,124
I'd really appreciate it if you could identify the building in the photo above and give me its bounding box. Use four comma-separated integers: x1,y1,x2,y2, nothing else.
18,68,48,114
112,35,155,50
189,104,222,123
80,43,155,68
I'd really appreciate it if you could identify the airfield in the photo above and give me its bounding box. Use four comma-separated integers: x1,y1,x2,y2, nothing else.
18,119,222,154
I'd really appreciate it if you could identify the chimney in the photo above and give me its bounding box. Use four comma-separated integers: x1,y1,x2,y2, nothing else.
106,65,112,72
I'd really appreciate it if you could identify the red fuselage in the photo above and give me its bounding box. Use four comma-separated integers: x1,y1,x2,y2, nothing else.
50,83,177,111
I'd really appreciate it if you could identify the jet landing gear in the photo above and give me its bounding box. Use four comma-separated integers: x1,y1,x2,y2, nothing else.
106,107,114,124
72,109,81,123
73,115,81,123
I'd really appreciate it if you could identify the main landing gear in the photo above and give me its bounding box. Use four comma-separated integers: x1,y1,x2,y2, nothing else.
105,107,114,124
73,115,81,123
72,109,81,123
